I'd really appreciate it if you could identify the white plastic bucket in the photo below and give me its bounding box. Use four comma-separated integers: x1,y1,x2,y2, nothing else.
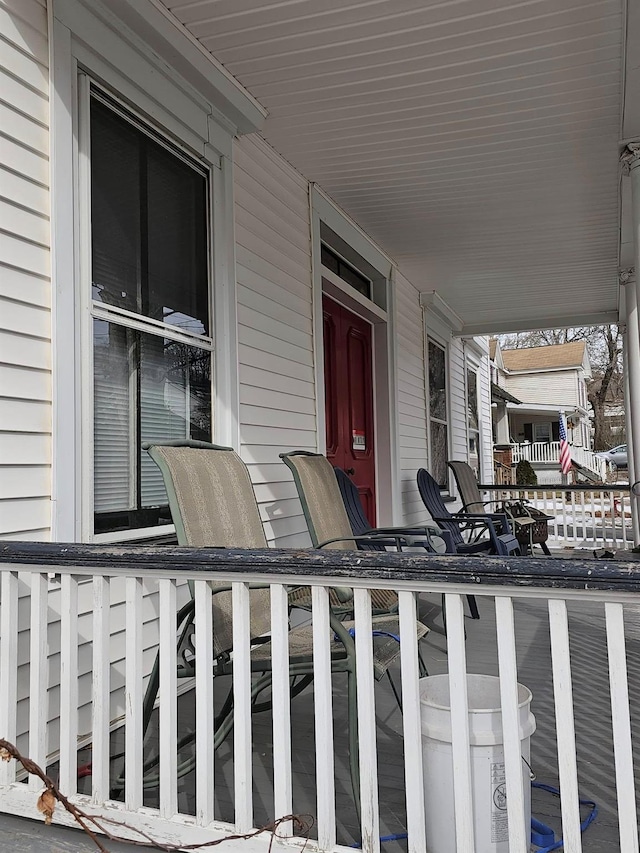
420,674,536,853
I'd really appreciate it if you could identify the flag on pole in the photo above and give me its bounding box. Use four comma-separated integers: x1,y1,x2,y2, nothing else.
558,413,572,474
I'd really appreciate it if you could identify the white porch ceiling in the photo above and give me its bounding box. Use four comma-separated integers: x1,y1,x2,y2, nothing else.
163,0,625,334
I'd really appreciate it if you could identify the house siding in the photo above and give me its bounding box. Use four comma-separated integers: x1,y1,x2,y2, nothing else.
233,135,316,547
505,369,583,408
0,0,52,541
395,272,429,524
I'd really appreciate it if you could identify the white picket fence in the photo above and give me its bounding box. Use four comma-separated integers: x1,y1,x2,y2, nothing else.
0,544,639,852
482,485,634,550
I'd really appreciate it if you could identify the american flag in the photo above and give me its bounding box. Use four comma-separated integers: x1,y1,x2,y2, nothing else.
558,413,572,474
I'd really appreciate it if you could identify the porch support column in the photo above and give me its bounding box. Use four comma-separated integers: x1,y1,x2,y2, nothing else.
495,402,510,445
621,140,640,546
622,318,640,546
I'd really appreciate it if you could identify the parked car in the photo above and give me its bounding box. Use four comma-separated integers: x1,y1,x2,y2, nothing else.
596,444,628,468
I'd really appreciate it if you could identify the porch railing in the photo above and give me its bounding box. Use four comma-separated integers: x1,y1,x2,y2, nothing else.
511,442,611,479
480,484,633,550
1,543,639,852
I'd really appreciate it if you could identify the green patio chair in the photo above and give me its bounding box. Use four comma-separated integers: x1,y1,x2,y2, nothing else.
140,440,427,821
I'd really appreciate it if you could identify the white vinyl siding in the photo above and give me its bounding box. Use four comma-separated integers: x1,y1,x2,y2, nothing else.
504,369,584,408
234,135,316,547
0,0,51,540
395,273,429,525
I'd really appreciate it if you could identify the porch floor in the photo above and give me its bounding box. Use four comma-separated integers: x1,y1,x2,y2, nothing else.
15,583,640,852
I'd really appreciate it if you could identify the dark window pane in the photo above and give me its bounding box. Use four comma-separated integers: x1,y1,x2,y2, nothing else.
146,143,208,335
428,341,447,421
321,244,371,299
467,368,479,431
93,320,211,534
90,101,141,314
430,422,448,487
321,244,340,274
339,265,370,298
90,96,209,335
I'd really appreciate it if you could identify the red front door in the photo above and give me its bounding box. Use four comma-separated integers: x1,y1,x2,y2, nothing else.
322,294,376,525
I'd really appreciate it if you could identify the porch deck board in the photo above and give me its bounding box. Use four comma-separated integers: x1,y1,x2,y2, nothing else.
13,592,640,851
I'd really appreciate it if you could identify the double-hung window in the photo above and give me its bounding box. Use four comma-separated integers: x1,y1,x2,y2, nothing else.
427,338,449,487
466,367,480,476
90,91,212,535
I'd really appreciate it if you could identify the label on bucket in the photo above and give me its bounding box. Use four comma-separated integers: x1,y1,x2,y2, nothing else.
491,762,509,843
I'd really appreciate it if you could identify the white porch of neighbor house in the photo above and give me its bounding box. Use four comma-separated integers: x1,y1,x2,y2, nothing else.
3,0,640,851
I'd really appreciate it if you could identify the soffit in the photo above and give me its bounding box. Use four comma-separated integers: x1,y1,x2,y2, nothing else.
162,0,624,334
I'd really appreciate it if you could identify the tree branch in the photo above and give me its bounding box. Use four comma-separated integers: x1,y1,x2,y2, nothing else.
0,739,313,852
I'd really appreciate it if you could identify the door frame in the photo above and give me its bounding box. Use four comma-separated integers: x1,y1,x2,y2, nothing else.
310,186,399,525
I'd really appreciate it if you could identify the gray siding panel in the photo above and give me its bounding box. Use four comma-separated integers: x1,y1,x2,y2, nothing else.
0,0,51,538
234,135,315,546
395,272,429,525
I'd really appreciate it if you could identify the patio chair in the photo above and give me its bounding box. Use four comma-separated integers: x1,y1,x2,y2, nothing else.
140,440,427,820
416,467,521,556
333,466,452,554
448,460,551,555
333,465,480,620
280,450,447,614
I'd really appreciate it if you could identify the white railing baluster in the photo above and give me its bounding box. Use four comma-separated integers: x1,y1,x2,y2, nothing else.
599,490,607,548
232,581,252,832
59,574,78,795
312,585,336,850
561,495,569,551
159,578,178,818
0,571,19,785
611,493,618,549
195,580,214,826
548,599,582,852
92,575,110,804
570,491,576,545
125,576,143,810
495,596,528,852
587,491,593,545
354,587,380,853
398,590,426,853
605,602,639,853
445,592,474,853
270,583,292,831
28,572,48,790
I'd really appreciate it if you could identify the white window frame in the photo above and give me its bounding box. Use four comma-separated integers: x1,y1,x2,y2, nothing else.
465,366,481,472
426,335,451,490
533,422,552,443
50,0,245,542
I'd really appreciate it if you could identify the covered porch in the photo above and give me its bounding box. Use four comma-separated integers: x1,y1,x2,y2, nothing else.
3,0,640,850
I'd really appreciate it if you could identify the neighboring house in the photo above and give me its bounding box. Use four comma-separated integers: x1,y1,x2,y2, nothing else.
489,339,602,481
490,340,592,447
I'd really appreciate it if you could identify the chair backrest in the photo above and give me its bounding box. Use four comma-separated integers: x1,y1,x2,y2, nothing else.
280,451,357,549
143,439,269,655
448,460,485,513
333,467,386,551
416,468,464,548
145,440,268,549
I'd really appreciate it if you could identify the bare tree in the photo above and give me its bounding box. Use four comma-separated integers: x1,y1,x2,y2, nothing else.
498,325,623,450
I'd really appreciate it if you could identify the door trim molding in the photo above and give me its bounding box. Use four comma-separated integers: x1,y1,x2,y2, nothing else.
310,192,400,525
